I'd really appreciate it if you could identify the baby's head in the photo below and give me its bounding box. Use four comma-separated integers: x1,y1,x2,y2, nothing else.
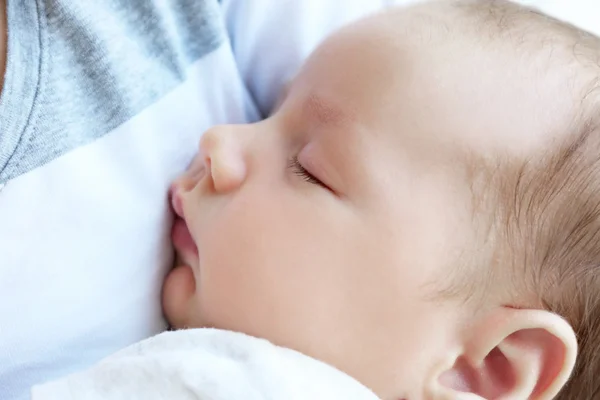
163,1,600,398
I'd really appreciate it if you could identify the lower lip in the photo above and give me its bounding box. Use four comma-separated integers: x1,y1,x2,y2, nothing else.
171,218,199,256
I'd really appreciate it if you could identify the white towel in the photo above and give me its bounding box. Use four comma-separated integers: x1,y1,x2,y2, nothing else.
31,329,379,400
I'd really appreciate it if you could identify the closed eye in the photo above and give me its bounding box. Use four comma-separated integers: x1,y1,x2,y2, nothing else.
288,155,329,190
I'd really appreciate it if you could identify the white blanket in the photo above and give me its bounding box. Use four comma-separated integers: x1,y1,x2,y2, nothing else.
31,329,379,400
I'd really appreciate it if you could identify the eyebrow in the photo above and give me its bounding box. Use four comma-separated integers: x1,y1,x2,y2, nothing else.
303,93,350,127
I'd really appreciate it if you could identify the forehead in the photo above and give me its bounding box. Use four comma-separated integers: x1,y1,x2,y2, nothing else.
291,7,577,162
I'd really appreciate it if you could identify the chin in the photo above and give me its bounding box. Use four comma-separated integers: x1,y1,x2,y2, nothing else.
161,264,198,328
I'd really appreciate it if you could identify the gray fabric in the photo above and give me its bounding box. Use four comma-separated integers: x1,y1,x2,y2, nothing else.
0,0,225,184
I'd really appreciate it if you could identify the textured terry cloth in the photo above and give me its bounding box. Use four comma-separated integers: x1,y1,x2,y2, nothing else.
31,329,380,400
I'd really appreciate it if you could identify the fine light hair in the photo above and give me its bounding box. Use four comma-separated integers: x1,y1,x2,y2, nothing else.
425,1,600,398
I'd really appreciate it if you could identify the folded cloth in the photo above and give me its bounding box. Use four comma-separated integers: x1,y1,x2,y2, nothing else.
31,329,379,400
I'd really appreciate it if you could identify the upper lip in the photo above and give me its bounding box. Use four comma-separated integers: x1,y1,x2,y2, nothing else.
169,186,185,219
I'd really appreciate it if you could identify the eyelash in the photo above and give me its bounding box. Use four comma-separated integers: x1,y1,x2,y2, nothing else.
288,155,328,188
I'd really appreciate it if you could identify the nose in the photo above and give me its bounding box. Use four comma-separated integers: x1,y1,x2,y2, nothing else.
198,124,247,193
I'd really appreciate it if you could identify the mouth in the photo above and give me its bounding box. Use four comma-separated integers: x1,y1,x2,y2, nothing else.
171,217,199,256
171,187,185,219
170,189,199,257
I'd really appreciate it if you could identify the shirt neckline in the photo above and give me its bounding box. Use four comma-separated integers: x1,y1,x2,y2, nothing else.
0,0,44,182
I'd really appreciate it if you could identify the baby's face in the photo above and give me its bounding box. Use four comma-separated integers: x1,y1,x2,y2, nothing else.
163,7,573,397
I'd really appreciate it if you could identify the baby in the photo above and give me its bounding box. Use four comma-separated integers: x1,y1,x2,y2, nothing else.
163,1,600,398
35,1,600,399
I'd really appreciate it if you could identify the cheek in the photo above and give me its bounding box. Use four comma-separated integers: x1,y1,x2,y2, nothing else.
197,194,299,329
195,189,354,339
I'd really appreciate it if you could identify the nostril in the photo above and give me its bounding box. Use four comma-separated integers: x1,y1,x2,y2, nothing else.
198,126,247,193
188,154,205,175
194,159,208,182
199,156,210,176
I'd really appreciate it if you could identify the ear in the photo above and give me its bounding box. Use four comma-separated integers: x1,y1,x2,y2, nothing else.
431,307,577,400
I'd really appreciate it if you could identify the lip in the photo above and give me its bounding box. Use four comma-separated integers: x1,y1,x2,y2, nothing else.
171,217,199,256
170,188,185,219
169,186,199,257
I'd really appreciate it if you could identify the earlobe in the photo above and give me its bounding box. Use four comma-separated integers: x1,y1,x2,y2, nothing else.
432,307,577,400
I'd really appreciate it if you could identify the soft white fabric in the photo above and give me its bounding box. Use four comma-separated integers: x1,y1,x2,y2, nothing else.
31,329,379,400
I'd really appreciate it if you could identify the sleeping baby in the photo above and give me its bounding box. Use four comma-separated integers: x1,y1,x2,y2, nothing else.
32,1,600,399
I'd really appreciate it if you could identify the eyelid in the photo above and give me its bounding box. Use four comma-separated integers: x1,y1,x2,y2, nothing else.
289,155,328,188
297,148,323,181
297,149,341,196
